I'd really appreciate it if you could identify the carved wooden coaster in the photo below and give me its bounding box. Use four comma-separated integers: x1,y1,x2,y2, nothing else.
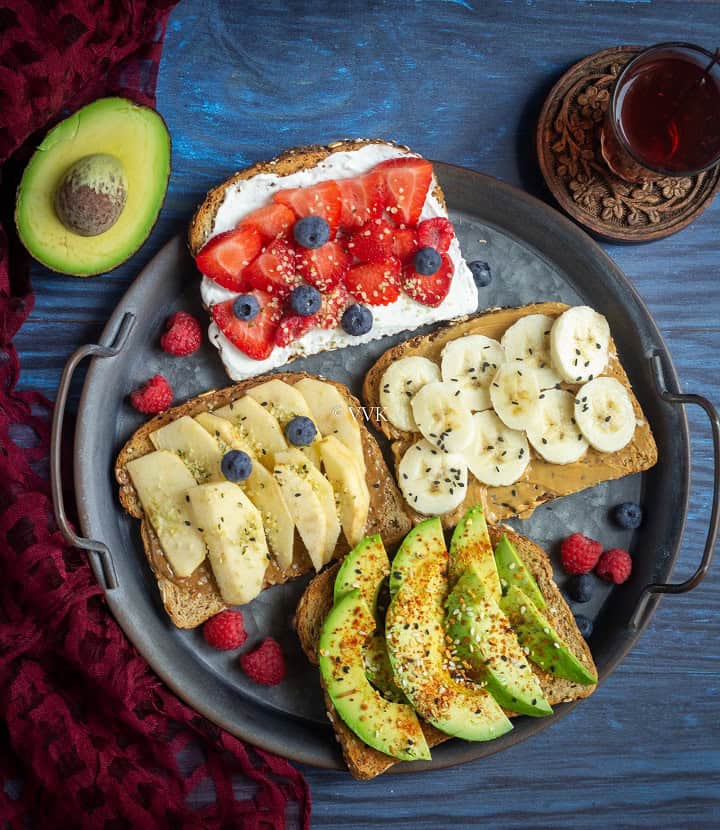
537,46,720,241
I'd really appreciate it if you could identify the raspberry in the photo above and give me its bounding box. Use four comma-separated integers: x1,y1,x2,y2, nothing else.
560,533,602,575
596,548,632,584
160,311,202,356
129,374,173,414
203,610,247,650
239,637,286,686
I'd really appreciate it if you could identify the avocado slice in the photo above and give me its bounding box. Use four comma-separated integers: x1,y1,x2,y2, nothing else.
448,505,501,600
445,565,552,717
363,633,408,704
334,534,390,617
319,590,430,761
500,585,597,686
494,533,547,610
386,536,512,742
389,517,445,596
15,97,170,276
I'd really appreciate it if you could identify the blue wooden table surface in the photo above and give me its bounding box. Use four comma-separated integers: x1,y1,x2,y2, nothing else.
15,1,720,826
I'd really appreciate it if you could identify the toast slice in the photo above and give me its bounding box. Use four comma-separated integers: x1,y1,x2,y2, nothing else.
188,139,479,382
362,302,658,527
294,524,598,780
116,372,412,628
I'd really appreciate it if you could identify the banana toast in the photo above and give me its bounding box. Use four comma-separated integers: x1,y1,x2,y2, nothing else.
294,524,598,780
362,302,658,527
116,372,412,628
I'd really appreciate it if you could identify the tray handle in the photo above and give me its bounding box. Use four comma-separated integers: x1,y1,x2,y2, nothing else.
50,312,136,591
630,350,720,629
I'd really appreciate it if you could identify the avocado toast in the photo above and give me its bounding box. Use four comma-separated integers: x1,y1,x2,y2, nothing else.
295,516,597,780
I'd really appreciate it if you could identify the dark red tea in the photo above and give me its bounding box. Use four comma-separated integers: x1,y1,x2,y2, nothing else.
612,45,720,175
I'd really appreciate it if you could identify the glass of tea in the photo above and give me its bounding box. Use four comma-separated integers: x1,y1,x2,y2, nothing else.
600,42,720,182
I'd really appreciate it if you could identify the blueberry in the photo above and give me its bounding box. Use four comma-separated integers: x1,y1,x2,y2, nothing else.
574,614,593,639
232,294,259,322
413,247,442,276
293,216,330,249
289,284,322,317
341,303,373,336
469,260,492,287
566,573,595,603
612,501,643,529
285,415,317,446
221,449,252,482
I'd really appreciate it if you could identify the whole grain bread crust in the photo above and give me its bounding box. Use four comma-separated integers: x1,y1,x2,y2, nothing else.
187,138,446,256
294,523,598,780
362,302,658,528
115,372,412,629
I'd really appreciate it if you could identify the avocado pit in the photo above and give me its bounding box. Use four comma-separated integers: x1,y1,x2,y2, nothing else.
54,153,128,237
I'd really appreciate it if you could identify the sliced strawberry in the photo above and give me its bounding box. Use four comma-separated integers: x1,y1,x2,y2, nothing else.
241,203,295,242
244,238,300,298
338,171,385,230
314,283,351,328
296,240,351,292
402,252,453,307
344,257,401,306
374,157,433,226
212,290,282,360
392,226,418,262
273,180,342,234
275,314,312,347
195,226,263,291
417,217,454,253
347,218,397,262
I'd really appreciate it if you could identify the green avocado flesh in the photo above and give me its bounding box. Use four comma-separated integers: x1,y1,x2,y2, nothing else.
389,517,445,596
15,97,170,276
445,565,552,717
386,534,512,742
494,533,546,610
363,633,408,704
334,534,390,617
448,505,501,600
500,586,597,686
319,591,430,761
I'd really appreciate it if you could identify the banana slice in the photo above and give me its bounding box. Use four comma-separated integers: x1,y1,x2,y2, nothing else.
489,363,541,431
398,439,468,515
526,389,589,464
379,357,441,432
574,377,636,453
440,334,505,411
550,306,610,384
410,380,475,453
465,411,530,486
500,314,562,390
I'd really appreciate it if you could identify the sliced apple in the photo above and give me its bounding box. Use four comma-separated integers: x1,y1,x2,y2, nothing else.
319,436,370,547
243,461,295,571
125,450,206,577
187,482,269,606
214,395,287,467
149,415,223,483
195,411,254,457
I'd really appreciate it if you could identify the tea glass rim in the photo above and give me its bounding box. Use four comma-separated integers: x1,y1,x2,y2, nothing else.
609,41,720,178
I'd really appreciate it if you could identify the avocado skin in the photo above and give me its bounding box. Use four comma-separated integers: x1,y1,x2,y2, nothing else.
15,96,171,277
494,533,547,610
446,565,553,717
334,534,389,618
319,590,430,761
500,585,597,686
448,505,501,600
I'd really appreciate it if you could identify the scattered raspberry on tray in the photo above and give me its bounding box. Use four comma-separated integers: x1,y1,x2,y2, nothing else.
239,637,286,686
560,532,602,575
203,609,248,650
129,374,173,414
160,311,202,356
596,548,632,584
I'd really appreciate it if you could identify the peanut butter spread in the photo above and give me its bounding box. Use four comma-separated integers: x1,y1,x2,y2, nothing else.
363,302,658,527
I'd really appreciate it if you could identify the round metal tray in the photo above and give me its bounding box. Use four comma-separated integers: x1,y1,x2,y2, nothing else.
51,164,719,772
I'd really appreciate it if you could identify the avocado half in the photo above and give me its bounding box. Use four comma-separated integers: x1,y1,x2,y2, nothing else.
15,97,171,277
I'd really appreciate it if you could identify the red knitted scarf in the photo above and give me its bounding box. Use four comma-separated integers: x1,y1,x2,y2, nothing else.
0,3,311,826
